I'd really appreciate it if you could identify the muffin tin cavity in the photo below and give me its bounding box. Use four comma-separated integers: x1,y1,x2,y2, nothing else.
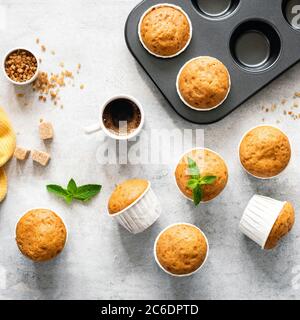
192,0,239,19
230,20,281,72
283,0,300,30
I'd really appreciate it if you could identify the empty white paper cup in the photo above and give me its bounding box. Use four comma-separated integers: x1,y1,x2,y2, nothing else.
109,181,161,234
239,195,286,249
138,3,193,59
154,223,209,277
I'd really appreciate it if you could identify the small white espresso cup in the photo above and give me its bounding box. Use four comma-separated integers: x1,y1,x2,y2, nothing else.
85,94,145,140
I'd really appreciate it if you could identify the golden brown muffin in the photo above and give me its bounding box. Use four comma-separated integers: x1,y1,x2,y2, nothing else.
156,224,208,275
108,179,149,214
175,148,228,202
139,5,191,57
264,202,295,250
177,56,230,110
16,209,67,262
239,126,291,178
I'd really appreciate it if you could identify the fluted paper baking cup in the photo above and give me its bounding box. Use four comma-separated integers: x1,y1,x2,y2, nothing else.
138,3,193,59
154,223,209,277
239,195,286,249
109,182,161,234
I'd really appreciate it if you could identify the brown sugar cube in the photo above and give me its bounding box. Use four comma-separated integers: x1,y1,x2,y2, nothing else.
14,147,30,161
39,121,54,140
32,150,51,166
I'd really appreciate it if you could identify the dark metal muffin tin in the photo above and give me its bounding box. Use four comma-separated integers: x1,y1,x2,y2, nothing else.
125,0,300,124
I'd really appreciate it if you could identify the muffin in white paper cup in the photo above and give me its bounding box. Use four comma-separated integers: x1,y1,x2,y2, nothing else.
240,195,295,250
239,125,291,180
174,147,229,204
176,56,231,111
108,179,161,234
138,3,192,58
154,223,209,277
15,208,68,262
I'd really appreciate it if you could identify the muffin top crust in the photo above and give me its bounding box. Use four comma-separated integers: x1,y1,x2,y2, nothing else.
156,224,208,275
16,209,67,262
264,202,295,250
139,5,191,57
108,179,149,214
175,148,228,202
177,56,230,110
239,126,291,178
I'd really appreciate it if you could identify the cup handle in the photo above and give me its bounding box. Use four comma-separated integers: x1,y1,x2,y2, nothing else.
84,123,102,134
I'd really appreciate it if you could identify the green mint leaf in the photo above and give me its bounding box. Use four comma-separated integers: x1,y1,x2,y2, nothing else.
47,181,101,204
73,184,102,202
67,179,77,194
187,157,200,178
193,185,202,206
47,185,69,198
64,194,73,205
187,179,200,190
200,176,217,185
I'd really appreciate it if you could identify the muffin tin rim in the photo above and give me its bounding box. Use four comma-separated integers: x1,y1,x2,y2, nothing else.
173,147,229,203
107,180,151,217
153,222,209,277
137,2,193,59
2,47,40,86
176,56,232,111
238,124,292,180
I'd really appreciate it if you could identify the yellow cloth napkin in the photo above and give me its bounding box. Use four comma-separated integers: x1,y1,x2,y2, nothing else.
0,107,16,167
0,167,7,202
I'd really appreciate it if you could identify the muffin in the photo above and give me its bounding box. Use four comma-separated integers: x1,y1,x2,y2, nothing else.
240,195,295,250
16,209,67,262
177,56,230,110
108,179,161,234
0,167,7,202
139,4,192,58
175,148,228,203
264,202,295,250
154,223,208,276
239,125,291,178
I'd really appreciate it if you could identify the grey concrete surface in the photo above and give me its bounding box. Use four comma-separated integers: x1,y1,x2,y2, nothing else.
0,0,300,300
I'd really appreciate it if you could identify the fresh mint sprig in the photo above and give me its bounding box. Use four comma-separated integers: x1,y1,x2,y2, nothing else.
186,157,217,206
47,179,102,205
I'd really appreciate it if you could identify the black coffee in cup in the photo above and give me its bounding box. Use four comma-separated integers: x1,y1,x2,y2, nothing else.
102,98,141,136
